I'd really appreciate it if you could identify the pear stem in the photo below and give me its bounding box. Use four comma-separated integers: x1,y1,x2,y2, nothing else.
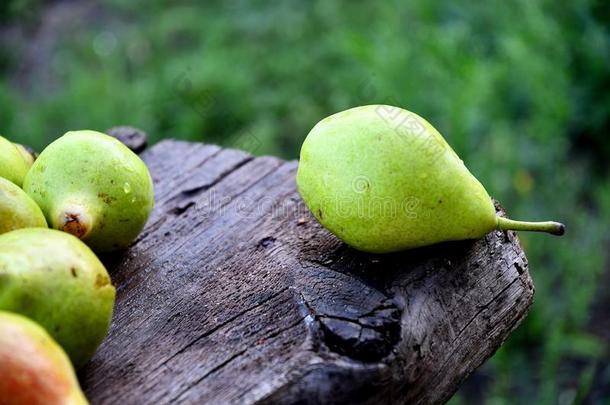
496,217,565,236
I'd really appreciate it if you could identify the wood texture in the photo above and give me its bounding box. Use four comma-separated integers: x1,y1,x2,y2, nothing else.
80,140,534,405
106,126,148,154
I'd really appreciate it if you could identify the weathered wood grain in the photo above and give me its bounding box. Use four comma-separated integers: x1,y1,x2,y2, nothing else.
81,140,534,405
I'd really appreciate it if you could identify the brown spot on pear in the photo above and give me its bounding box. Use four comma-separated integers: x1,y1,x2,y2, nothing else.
0,228,116,368
0,135,29,187
23,130,155,252
0,177,47,234
0,311,89,405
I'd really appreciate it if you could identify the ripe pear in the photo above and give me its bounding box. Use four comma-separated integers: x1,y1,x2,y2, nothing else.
0,177,47,234
0,228,116,368
296,105,565,253
0,135,30,187
0,311,89,405
23,130,155,252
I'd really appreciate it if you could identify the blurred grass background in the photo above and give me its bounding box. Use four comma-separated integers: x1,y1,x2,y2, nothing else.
1,0,609,403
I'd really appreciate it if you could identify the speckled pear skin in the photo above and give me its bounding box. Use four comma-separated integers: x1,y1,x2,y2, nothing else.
0,177,47,234
0,228,116,368
23,130,155,252
0,135,29,187
296,105,498,253
0,311,89,405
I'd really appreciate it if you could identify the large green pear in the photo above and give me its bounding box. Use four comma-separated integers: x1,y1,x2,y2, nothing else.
0,228,116,368
297,105,564,253
0,311,89,405
0,135,30,187
0,177,47,234
23,130,155,252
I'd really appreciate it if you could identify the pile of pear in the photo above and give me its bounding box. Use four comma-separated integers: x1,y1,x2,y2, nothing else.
0,131,155,404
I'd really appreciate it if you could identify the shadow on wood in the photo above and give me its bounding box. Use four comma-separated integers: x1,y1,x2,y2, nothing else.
81,140,533,405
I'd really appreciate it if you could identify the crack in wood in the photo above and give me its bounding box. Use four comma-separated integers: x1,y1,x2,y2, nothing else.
155,287,291,372
180,156,255,197
152,161,291,264
171,348,249,403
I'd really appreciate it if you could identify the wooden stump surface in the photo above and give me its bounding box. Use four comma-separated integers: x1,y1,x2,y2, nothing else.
80,140,534,405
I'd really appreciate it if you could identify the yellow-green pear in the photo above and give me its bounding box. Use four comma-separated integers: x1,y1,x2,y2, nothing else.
296,105,565,253
24,130,155,252
0,228,116,368
0,177,47,234
0,311,89,405
0,135,29,187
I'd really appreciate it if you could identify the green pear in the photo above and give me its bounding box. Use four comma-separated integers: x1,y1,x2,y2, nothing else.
0,177,48,234
14,143,37,169
0,228,116,368
296,105,565,253
23,130,155,252
0,135,29,187
0,311,89,405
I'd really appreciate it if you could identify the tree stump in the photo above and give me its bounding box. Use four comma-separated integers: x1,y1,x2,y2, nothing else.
80,140,534,404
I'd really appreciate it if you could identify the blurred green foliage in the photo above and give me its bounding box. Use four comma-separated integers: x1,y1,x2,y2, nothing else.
1,0,609,403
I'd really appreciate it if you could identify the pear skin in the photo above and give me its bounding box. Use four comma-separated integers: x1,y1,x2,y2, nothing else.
0,177,48,234
0,311,89,405
23,130,155,252
0,135,29,187
14,143,37,168
297,105,564,253
0,228,116,368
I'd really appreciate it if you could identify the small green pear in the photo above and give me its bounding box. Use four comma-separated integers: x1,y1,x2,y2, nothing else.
0,311,89,405
23,130,155,252
297,105,565,253
0,177,47,234
0,135,29,187
0,228,116,368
